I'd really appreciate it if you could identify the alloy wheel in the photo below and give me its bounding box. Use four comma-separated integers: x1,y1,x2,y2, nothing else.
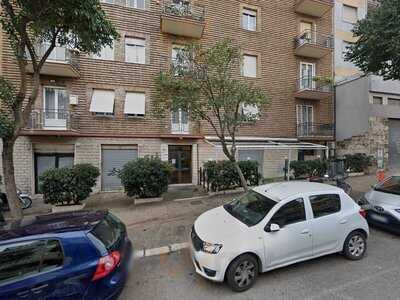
233,260,256,288
348,234,365,257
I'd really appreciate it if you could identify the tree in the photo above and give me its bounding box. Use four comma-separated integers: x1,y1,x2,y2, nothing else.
155,39,268,190
0,0,118,219
346,0,400,80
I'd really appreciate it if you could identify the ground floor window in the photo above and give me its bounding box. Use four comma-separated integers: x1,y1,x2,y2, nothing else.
35,153,74,193
238,149,264,175
298,149,316,161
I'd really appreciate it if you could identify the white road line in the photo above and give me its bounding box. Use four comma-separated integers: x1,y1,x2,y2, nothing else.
133,242,190,258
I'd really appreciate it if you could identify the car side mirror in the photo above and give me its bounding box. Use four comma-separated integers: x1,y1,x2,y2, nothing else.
265,223,280,232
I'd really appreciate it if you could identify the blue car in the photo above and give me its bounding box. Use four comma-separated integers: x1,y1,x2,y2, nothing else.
0,210,132,300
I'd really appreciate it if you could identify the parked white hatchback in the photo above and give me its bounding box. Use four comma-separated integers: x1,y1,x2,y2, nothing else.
191,182,369,292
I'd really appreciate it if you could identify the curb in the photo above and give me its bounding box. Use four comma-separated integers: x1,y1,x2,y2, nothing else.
134,242,189,259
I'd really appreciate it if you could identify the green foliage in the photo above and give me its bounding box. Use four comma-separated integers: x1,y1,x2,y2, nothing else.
40,164,99,205
155,39,268,142
0,113,15,140
203,160,260,192
290,160,328,179
344,153,373,173
346,0,400,80
118,157,173,198
0,76,16,108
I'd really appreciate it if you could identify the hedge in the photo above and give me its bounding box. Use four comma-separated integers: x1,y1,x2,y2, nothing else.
40,164,99,205
118,156,173,198
203,160,260,192
344,153,373,173
290,159,327,179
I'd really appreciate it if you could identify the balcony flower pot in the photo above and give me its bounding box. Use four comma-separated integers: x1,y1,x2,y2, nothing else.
51,203,86,213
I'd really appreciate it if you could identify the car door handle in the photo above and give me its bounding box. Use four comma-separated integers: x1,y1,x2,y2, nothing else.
301,229,310,234
340,219,348,224
17,290,30,298
31,284,49,294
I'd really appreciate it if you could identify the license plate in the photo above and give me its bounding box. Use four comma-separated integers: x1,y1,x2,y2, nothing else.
370,213,388,224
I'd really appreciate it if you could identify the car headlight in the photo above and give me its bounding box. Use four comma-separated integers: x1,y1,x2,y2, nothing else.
202,242,223,254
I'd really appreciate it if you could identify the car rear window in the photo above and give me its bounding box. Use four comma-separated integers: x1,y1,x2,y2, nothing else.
309,194,341,218
0,239,63,285
90,213,125,251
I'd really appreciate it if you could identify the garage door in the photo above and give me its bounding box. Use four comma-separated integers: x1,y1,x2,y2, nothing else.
389,119,400,171
101,147,138,191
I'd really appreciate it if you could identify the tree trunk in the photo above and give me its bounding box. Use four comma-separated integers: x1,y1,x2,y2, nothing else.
233,160,248,192
2,139,23,220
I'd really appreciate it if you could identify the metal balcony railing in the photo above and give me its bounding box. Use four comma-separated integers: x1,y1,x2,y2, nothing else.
26,110,77,131
294,30,334,49
28,44,79,70
162,0,205,22
297,122,334,138
296,76,333,93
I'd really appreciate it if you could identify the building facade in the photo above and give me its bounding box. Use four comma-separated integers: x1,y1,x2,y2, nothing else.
334,0,400,171
0,0,335,195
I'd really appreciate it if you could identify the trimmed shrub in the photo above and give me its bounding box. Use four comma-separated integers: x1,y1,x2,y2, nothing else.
40,164,99,205
290,159,327,179
118,156,173,198
203,160,260,192
344,153,373,173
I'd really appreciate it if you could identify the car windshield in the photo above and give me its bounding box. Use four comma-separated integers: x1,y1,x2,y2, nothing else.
223,190,277,227
374,176,400,196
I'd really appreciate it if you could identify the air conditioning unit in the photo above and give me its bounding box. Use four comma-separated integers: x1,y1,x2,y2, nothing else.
69,95,78,105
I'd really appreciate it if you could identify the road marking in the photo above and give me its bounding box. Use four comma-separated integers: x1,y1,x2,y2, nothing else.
133,242,190,258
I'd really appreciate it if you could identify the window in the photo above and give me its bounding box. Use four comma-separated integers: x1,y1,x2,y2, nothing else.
90,89,115,116
0,239,63,285
124,92,146,117
269,198,306,227
243,54,258,78
309,194,341,218
342,41,353,59
242,8,257,31
93,41,114,61
126,0,145,9
374,176,400,195
101,0,114,3
372,96,383,105
388,97,400,106
299,62,315,89
242,104,259,118
343,4,358,24
89,213,124,251
171,109,189,134
125,37,146,64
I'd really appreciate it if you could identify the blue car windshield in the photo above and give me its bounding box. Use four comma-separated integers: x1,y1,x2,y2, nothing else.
375,176,400,196
223,190,277,227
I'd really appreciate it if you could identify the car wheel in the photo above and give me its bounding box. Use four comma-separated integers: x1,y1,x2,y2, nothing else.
226,254,259,292
343,231,367,260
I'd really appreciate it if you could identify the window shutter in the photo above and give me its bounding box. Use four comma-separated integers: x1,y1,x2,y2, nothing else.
124,92,146,115
343,5,357,23
243,55,257,77
125,37,146,64
89,90,115,113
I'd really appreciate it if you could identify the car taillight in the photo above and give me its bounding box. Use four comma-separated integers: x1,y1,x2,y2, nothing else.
92,251,121,281
359,209,367,218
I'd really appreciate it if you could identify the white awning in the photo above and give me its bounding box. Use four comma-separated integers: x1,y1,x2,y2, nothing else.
124,92,146,115
89,89,115,113
204,136,328,150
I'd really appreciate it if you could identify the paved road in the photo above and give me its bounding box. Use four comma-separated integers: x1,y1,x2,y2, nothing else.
121,227,400,300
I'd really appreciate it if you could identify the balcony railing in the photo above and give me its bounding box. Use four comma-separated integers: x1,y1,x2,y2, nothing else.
294,76,333,100
26,110,77,131
26,45,80,78
294,0,333,18
297,122,334,138
294,30,333,58
161,0,206,38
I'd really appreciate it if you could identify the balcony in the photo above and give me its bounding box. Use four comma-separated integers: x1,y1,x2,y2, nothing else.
25,110,78,133
161,0,206,38
297,123,334,139
294,76,333,100
27,45,80,78
294,0,333,18
294,30,333,59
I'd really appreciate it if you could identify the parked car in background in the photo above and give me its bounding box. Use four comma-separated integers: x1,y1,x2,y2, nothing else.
359,175,400,234
0,210,132,300
191,182,369,292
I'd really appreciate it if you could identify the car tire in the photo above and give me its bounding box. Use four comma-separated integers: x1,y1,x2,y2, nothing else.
343,231,367,260
226,254,259,292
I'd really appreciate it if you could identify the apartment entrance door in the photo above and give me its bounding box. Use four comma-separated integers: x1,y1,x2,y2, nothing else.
168,145,192,184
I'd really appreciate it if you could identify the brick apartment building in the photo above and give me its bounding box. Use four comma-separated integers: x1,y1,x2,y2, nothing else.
0,0,334,195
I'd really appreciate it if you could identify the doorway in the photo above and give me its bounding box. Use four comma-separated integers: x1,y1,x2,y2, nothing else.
43,87,69,129
168,145,192,184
